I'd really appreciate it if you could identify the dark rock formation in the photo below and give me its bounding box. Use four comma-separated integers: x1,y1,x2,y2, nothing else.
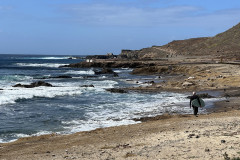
119,47,169,59
38,75,72,79
94,68,119,77
86,53,117,59
13,81,53,88
132,66,169,75
80,85,95,87
106,88,128,93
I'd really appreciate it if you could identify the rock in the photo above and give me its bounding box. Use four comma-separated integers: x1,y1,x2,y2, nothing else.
94,68,119,77
205,148,210,152
106,88,128,93
94,68,114,74
113,72,119,77
80,85,94,87
188,134,195,138
13,81,53,88
39,75,72,79
221,140,226,143
143,81,155,84
188,76,195,80
182,82,194,87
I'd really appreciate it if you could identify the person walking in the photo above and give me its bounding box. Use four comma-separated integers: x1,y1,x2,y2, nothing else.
190,92,201,117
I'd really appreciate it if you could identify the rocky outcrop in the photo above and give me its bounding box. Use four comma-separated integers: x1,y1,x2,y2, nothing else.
86,53,117,59
13,81,53,88
106,88,128,93
39,75,72,79
132,66,169,75
94,68,118,77
119,47,169,59
80,85,95,87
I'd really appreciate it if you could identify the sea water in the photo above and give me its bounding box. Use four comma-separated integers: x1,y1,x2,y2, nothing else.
0,54,216,143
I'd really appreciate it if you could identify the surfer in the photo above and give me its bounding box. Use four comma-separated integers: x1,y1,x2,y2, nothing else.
189,92,201,116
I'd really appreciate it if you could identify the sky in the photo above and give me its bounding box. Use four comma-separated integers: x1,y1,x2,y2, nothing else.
0,0,240,55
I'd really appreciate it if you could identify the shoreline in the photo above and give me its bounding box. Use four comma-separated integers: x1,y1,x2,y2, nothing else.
2,60,240,159
1,96,240,159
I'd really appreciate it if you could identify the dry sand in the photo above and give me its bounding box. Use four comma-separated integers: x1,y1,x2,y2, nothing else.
1,97,240,160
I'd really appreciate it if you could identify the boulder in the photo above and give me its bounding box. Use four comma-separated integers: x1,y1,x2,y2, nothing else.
182,82,194,87
13,81,53,88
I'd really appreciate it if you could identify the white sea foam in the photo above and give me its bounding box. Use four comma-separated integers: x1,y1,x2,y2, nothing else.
60,92,194,134
0,80,118,106
16,63,68,68
0,75,33,82
0,131,54,143
62,93,223,134
114,68,133,73
0,138,17,143
0,86,83,105
65,70,95,75
22,56,72,60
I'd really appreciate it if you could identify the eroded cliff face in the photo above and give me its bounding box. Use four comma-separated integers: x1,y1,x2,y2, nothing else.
119,23,240,60
119,46,170,59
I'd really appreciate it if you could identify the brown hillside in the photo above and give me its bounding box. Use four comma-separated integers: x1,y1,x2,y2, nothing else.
119,22,240,59
160,22,240,58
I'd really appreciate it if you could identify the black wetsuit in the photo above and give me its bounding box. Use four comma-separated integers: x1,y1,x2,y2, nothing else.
189,95,201,116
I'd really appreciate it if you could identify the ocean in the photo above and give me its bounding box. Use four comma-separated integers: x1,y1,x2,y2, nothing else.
0,54,213,143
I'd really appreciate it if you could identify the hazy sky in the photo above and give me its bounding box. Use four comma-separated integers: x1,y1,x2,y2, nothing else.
0,0,240,55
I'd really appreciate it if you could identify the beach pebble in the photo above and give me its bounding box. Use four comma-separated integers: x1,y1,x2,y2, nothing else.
188,134,195,138
205,148,210,152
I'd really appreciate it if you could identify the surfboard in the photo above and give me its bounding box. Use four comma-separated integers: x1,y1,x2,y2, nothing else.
191,98,205,107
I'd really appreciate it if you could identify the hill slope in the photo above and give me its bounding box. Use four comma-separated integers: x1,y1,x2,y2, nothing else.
119,23,240,59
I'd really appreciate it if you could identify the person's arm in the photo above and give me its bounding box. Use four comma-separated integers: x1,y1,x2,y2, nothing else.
190,97,192,108
197,96,202,107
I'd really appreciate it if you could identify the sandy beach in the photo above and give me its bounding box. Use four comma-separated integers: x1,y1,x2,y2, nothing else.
1,96,240,160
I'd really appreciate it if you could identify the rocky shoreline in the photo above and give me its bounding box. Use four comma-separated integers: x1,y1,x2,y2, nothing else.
61,58,240,93
1,58,240,160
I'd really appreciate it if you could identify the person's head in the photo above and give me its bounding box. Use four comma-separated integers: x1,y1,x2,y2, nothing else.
193,92,196,95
